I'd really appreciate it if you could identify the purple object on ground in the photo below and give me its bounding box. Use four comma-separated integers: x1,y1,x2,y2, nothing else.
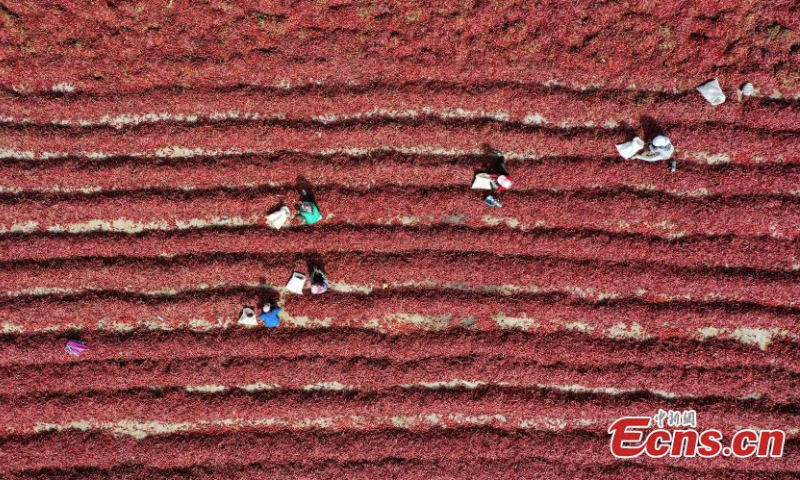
66,339,89,356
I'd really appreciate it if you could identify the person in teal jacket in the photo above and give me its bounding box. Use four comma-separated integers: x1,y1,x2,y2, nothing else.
298,190,322,225
299,201,321,225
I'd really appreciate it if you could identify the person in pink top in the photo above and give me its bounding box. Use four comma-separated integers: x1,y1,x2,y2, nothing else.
311,267,329,294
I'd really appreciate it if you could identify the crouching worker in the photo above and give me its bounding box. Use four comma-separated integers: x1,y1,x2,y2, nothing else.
632,135,675,162
259,303,283,328
299,190,322,225
617,134,676,172
310,267,329,294
473,150,513,208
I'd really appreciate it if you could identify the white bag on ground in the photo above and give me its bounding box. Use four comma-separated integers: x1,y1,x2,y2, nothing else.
286,272,307,294
471,173,493,190
738,82,755,101
697,79,726,105
616,137,645,159
267,206,291,230
238,307,259,326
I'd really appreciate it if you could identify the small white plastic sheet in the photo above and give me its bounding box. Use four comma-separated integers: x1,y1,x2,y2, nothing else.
286,272,307,294
267,206,291,230
697,79,726,105
616,137,645,159
238,307,259,326
471,173,493,190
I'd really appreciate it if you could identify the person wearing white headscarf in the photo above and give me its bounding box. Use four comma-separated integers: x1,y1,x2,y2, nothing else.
632,135,675,162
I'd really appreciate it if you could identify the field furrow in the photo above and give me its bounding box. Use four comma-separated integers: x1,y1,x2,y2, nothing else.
4,252,800,309
10,458,799,480
1,428,796,474
3,225,798,272
1,87,799,132
3,284,800,344
3,354,799,402
4,153,800,198
3,327,798,371
4,384,798,436
0,120,799,165
3,187,800,239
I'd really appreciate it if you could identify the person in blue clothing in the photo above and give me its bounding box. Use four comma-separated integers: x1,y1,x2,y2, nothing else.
259,303,282,328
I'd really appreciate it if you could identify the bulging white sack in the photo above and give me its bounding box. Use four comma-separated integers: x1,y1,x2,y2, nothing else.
238,307,259,326
286,272,307,294
267,206,291,230
697,79,726,105
471,173,493,190
616,137,645,159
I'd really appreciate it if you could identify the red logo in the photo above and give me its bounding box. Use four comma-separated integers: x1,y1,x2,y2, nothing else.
609,411,785,458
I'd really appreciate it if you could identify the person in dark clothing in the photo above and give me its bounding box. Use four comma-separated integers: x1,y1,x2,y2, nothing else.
491,150,510,176
310,267,329,294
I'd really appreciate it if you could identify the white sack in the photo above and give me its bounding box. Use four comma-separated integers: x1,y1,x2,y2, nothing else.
286,272,307,294
697,79,726,105
616,137,645,159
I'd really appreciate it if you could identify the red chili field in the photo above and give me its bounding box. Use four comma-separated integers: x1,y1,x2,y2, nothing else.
2,1,800,478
